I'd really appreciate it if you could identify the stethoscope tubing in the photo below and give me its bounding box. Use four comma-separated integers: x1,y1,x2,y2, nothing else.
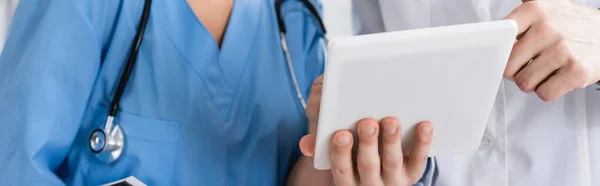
108,0,152,118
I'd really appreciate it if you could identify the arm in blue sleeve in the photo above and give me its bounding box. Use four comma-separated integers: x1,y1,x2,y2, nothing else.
0,0,102,184
282,0,326,181
288,0,326,150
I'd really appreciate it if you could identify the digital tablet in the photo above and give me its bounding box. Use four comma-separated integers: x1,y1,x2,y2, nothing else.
313,20,517,170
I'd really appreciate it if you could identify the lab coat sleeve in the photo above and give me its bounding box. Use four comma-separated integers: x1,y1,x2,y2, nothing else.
351,0,386,35
0,0,102,184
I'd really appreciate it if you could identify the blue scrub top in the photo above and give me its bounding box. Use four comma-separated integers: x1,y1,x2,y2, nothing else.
0,0,325,185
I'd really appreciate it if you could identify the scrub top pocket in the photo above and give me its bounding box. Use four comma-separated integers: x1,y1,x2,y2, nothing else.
84,106,181,186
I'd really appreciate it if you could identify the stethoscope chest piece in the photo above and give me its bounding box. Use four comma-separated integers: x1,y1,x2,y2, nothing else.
89,116,124,163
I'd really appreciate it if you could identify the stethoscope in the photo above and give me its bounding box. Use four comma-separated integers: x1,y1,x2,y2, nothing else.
89,0,327,163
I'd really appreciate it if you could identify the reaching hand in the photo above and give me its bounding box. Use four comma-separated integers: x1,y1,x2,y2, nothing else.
503,0,600,101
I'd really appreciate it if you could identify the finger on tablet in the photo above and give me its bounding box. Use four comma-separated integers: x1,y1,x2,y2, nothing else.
406,122,433,178
535,62,586,102
502,1,546,38
306,75,324,134
513,41,568,93
356,118,382,185
330,130,357,186
299,134,316,157
380,117,404,185
504,21,560,81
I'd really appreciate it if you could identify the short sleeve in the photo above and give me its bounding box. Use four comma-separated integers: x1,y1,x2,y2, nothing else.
0,0,104,184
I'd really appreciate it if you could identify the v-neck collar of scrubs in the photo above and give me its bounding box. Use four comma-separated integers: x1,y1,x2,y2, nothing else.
154,0,263,117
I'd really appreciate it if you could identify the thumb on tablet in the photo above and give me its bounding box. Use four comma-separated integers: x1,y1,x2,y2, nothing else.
299,134,316,156
300,75,324,157
306,75,324,134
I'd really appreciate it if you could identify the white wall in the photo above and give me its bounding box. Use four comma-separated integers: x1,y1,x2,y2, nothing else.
322,0,354,38
0,0,18,53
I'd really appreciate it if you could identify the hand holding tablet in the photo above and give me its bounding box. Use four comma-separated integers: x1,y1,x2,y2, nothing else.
299,19,518,175
299,76,435,185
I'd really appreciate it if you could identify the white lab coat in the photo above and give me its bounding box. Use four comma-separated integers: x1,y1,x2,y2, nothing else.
0,0,17,53
352,0,600,185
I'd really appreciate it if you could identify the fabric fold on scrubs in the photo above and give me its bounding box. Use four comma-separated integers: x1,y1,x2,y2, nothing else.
0,0,325,185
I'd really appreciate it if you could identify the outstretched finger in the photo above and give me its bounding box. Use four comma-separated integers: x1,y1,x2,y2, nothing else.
405,122,433,179
299,134,316,156
356,118,383,185
380,117,404,185
330,130,357,186
306,75,324,134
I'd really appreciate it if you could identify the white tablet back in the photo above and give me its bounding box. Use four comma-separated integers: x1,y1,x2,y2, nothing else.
314,20,517,170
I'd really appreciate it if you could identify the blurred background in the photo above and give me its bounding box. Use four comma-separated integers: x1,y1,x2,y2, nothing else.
0,0,17,53
322,0,353,37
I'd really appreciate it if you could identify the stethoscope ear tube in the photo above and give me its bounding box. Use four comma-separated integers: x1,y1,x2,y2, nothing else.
108,0,152,117
275,0,327,35
275,0,328,110
299,0,326,35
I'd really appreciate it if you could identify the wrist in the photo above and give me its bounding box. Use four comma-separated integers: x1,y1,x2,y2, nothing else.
287,155,333,186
